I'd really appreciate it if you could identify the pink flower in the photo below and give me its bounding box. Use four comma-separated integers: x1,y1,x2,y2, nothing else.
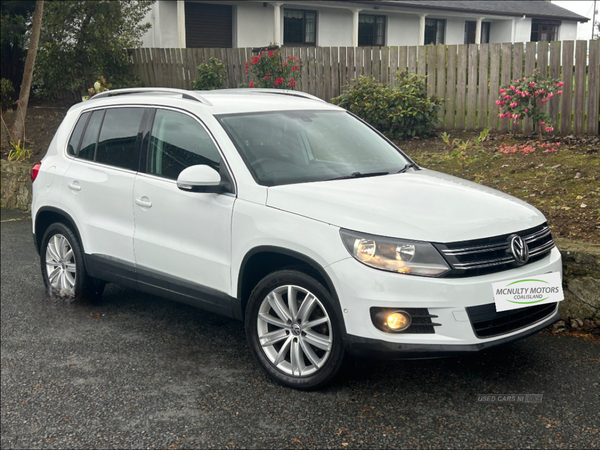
529,82,536,88
557,81,564,87
545,126,554,132
499,88,506,93
510,102,517,108
548,92,553,98
557,90,562,95
268,50,274,57
245,68,249,73
541,122,546,125
249,80,254,88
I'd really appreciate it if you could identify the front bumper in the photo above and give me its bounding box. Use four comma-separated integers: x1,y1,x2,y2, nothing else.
345,305,559,359
326,247,563,354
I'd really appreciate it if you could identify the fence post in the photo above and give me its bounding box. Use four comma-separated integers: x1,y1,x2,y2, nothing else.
561,41,574,135
478,44,489,129
587,40,600,135
446,45,457,129
466,44,478,130
456,44,467,129
573,40,587,135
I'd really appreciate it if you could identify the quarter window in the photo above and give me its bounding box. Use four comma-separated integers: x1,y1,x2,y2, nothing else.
425,19,445,45
358,15,386,46
95,108,145,170
67,112,90,156
78,110,104,161
284,9,316,45
148,109,221,180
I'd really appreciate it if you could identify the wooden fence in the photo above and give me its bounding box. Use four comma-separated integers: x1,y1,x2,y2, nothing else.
129,41,600,135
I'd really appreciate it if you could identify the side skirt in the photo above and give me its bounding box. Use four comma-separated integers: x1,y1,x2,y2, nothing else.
84,253,240,320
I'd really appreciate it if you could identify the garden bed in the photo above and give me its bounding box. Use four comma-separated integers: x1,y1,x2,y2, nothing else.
400,130,599,244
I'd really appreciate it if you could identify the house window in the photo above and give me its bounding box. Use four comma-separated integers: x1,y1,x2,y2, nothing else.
284,9,316,45
358,15,386,46
531,20,559,42
464,21,490,44
425,19,445,45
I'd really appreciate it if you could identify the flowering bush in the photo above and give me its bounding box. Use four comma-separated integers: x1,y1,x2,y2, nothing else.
246,48,301,90
82,76,110,101
496,70,563,141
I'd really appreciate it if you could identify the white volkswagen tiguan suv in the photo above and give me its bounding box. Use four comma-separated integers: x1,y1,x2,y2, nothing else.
31,88,561,390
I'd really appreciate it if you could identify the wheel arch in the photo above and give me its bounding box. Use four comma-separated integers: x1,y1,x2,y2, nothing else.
236,246,347,337
34,206,84,255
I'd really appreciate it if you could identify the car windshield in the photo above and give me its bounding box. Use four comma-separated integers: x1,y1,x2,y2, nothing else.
217,110,411,186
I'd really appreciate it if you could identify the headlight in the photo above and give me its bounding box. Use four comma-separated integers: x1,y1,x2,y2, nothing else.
340,229,450,277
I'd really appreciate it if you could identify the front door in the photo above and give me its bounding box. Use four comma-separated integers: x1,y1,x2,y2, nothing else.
133,108,235,316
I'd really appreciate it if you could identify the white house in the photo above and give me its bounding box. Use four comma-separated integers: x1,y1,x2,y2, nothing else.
140,0,588,49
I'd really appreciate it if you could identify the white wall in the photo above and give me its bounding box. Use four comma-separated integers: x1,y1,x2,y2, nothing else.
140,2,179,48
236,2,274,48
316,7,353,47
387,13,420,46
489,19,513,43
445,17,465,45
560,21,578,40
514,18,532,43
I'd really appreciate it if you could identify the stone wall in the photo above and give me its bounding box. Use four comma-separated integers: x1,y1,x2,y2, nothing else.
0,160,598,320
1,160,32,212
556,239,600,321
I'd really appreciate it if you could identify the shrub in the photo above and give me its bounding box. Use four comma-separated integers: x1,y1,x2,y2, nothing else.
191,57,228,90
1,79,15,112
496,70,563,141
246,48,301,90
332,72,442,140
82,76,111,101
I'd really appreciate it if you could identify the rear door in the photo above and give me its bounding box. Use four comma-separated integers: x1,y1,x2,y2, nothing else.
60,106,146,285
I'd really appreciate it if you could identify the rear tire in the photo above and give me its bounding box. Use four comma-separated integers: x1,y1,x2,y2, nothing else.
40,222,104,302
245,270,345,390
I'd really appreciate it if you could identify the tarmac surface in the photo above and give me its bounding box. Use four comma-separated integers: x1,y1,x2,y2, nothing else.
1,207,599,448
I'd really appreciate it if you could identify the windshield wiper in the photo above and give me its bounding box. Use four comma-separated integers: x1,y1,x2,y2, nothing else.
327,171,390,181
397,162,420,174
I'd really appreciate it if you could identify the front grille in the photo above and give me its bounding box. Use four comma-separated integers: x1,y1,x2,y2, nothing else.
466,302,557,338
370,307,440,334
434,223,555,278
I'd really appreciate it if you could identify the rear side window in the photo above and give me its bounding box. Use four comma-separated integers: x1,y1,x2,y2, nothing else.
67,112,90,156
78,110,104,161
148,109,221,180
96,108,145,170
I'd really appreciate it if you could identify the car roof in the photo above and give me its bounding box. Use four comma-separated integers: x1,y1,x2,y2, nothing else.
67,88,341,116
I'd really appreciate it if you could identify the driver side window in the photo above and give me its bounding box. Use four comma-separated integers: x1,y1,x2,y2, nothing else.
148,109,221,180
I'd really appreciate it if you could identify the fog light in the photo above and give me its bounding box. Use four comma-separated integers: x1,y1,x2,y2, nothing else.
384,311,411,331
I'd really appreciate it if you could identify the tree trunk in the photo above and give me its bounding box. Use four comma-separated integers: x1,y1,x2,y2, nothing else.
12,0,44,146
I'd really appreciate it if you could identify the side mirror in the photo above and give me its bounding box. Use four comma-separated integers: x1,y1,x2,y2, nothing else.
177,165,224,193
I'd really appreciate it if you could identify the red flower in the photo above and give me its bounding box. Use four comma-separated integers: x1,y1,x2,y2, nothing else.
275,77,284,85
289,78,296,87
249,80,254,88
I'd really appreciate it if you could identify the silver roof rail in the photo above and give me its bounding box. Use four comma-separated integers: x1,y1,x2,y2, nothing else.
217,88,326,103
92,88,212,106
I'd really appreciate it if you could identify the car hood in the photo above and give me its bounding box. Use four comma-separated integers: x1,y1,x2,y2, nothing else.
266,169,546,243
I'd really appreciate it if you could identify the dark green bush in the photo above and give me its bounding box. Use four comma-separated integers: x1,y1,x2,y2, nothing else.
191,57,228,90
332,72,442,140
1,78,15,111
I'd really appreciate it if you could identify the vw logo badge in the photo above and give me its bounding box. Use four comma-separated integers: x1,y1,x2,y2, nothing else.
508,235,529,265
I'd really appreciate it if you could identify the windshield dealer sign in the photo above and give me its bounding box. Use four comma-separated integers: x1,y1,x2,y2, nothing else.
492,272,564,312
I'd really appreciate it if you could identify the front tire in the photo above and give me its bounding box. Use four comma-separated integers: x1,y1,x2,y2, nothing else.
245,270,345,390
40,222,103,301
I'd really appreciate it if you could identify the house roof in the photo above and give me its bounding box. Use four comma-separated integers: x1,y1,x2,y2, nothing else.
342,1,589,22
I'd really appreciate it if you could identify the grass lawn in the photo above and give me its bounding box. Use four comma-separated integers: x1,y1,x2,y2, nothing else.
399,130,600,244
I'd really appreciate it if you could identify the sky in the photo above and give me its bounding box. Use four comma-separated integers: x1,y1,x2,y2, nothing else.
552,1,597,40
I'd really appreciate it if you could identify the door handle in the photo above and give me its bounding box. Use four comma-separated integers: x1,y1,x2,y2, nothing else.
135,197,152,208
67,182,81,191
